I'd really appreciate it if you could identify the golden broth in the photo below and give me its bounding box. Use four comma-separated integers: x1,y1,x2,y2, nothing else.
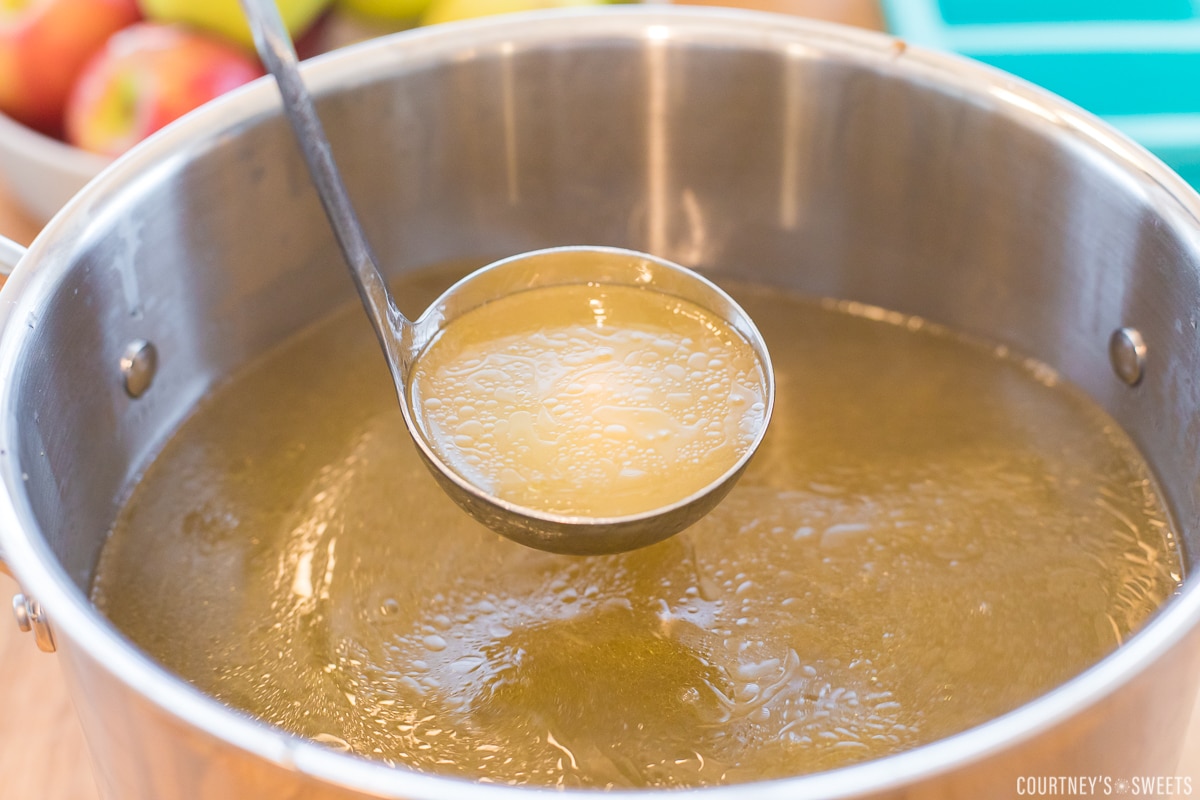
409,283,767,516
92,264,1182,789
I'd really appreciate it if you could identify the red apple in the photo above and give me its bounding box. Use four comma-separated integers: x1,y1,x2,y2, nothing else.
0,0,141,136
65,22,264,157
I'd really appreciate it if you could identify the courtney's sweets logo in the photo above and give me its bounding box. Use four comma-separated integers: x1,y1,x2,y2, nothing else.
1016,775,1194,796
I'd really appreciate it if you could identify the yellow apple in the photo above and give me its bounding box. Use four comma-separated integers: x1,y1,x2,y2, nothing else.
336,0,431,21
136,0,332,49
423,0,610,26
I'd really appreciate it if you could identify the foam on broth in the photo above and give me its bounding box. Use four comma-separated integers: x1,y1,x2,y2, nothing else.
92,263,1183,789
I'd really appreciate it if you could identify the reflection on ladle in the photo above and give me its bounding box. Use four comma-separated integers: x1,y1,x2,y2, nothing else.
238,0,774,554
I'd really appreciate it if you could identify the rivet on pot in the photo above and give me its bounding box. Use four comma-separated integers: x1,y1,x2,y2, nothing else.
11,593,55,652
120,340,158,399
1109,327,1147,387
12,593,31,632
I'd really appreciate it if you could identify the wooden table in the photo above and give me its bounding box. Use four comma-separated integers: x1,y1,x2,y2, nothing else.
0,2,1195,797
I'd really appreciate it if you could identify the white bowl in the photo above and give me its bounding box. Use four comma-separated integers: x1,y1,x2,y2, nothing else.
0,112,109,224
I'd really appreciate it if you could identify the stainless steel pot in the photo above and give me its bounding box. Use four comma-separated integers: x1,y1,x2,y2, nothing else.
0,8,1198,799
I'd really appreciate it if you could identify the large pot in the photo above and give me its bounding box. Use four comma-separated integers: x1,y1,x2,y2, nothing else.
0,8,1198,799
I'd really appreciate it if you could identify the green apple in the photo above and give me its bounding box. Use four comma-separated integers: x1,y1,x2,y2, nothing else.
137,0,332,49
336,0,431,21
423,0,609,26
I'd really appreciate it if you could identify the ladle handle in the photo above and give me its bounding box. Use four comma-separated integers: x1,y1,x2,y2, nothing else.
238,0,410,372
0,234,23,577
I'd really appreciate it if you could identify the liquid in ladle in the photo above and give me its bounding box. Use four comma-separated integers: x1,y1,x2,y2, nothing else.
409,284,769,517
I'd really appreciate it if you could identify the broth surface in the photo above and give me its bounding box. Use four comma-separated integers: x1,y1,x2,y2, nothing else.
93,264,1182,789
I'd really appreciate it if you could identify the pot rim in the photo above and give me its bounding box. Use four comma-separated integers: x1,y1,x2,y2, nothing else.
2,7,1200,798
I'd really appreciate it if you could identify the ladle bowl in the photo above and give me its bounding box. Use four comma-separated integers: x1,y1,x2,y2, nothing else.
401,245,775,554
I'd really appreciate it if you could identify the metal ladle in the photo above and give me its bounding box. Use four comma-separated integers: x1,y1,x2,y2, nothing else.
239,0,774,555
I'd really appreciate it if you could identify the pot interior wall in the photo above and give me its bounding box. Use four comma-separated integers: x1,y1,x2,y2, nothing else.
12,21,1200,595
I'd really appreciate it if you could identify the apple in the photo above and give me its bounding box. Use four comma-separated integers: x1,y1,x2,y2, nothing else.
336,0,431,22
422,0,609,26
292,6,334,59
0,0,141,136
137,0,332,50
64,22,264,156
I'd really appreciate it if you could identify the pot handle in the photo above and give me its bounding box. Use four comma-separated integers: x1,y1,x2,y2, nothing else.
0,234,24,576
0,234,26,277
